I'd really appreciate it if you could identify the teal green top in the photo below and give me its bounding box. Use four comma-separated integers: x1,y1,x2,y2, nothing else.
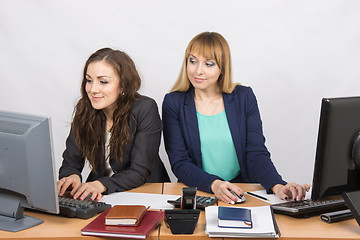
197,110,240,181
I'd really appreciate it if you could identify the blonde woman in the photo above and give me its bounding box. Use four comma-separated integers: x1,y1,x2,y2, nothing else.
162,32,309,204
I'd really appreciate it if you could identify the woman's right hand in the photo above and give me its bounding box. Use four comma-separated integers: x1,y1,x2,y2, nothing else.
57,174,81,197
211,179,244,204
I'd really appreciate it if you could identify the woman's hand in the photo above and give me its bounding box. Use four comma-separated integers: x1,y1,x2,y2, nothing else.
57,174,81,197
272,183,311,201
211,179,244,204
57,175,106,201
72,180,106,201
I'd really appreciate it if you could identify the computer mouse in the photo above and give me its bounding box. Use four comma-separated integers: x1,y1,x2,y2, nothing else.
230,190,246,203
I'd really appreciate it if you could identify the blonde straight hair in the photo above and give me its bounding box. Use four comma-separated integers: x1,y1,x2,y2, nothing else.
171,32,239,93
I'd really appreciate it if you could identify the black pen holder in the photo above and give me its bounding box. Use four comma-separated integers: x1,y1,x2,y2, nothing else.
165,209,200,234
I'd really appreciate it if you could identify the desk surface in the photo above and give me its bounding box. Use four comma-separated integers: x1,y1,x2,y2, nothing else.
1,183,360,240
162,183,360,240
0,183,163,240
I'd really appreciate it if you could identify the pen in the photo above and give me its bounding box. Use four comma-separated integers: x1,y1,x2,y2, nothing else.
246,191,269,201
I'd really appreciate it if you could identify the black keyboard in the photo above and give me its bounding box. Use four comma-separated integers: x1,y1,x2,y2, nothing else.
271,198,348,218
167,196,217,209
58,196,111,219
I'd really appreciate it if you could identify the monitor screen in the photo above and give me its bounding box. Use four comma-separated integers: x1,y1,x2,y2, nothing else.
0,111,59,232
311,97,360,201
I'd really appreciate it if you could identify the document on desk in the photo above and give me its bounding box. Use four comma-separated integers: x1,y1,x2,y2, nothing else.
205,205,280,238
245,188,312,204
101,192,179,210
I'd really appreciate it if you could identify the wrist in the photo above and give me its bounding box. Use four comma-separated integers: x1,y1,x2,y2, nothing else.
211,179,221,193
95,180,107,193
271,184,283,194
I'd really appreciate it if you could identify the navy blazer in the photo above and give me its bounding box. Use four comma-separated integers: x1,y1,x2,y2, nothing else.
162,85,286,193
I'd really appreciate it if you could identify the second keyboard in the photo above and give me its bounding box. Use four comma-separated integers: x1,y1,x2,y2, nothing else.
271,198,348,218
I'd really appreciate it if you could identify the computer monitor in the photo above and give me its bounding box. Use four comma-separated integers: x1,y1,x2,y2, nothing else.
0,111,59,232
311,97,360,201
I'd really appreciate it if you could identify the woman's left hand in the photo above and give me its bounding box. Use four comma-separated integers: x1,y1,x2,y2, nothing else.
72,180,106,201
272,183,311,201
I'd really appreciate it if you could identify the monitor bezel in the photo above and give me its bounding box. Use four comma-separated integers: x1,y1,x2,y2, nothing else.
0,110,59,232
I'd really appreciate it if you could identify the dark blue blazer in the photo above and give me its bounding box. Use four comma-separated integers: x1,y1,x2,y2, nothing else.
162,85,286,193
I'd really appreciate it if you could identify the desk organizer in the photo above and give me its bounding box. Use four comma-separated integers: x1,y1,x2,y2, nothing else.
165,209,200,234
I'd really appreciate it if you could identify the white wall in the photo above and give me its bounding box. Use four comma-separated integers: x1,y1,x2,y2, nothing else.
1,0,359,184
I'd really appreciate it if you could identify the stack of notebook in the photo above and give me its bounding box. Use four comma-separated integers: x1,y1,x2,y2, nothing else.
205,205,280,238
81,205,164,239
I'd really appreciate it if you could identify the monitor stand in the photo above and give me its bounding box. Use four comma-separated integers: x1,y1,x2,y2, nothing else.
0,194,43,232
0,214,43,232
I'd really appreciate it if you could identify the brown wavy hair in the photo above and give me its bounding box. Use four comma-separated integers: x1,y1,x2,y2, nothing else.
71,48,141,172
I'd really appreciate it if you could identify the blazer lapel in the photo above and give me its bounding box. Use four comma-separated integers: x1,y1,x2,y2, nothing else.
223,92,243,159
184,89,203,168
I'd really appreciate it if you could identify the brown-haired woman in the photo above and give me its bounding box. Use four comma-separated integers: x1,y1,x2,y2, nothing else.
58,48,169,201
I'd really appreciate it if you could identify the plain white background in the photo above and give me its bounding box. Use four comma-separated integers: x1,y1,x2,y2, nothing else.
1,0,359,185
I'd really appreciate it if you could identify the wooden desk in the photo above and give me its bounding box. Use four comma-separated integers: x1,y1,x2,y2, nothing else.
161,183,360,240
1,183,360,240
0,183,163,240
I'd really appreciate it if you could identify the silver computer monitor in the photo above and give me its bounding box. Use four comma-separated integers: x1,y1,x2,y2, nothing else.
0,110,59,232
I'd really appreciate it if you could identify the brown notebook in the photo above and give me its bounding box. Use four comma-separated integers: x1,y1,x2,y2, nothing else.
105,205,149,226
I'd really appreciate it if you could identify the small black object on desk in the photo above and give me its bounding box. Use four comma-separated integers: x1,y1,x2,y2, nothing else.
320,209,353,223
343,190,360,226
165,187,200,234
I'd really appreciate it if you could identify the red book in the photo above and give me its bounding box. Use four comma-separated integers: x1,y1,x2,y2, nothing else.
81,208,164,239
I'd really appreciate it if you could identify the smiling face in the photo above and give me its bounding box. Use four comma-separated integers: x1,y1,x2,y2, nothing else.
85,60,121,115
187,52,221,92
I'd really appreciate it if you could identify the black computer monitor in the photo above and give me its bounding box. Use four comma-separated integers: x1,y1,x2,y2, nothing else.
311,97,360,201
0,111,59,232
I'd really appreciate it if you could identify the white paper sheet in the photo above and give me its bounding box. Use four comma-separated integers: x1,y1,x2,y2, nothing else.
101,192,180,210
245,187,312,204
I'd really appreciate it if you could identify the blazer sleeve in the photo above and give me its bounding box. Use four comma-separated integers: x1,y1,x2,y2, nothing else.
96,97,163,194
162,93,222,193
242,87,286,192
59,131,85,181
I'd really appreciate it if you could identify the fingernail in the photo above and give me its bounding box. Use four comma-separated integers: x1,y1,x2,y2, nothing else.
230,201,235,204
